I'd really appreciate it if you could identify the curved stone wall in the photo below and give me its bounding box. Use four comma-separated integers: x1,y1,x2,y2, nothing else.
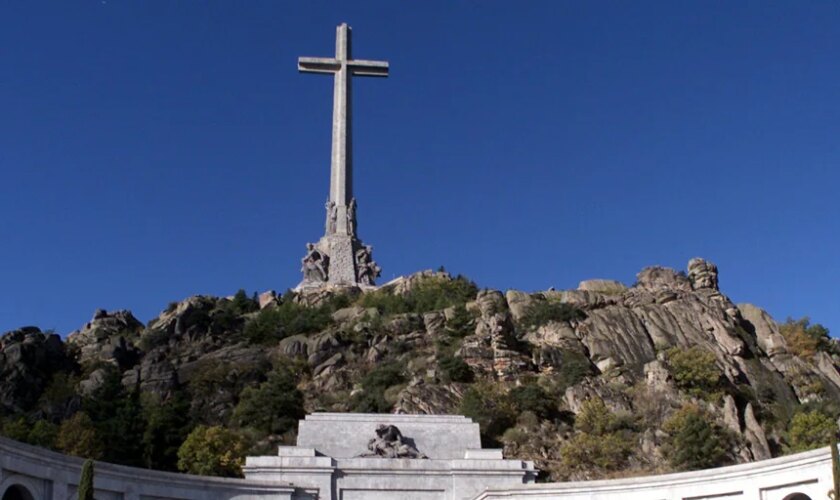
1,433,835,500
474,447,832,500
0,437,313,500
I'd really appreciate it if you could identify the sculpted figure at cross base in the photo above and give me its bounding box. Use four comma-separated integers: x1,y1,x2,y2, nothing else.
325,199,337,235
359,424,427,459
347,198,357,236
355,245,381,286
301,243,329,283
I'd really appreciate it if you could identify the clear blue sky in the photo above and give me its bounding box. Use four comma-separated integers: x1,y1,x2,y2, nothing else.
1,1,838,336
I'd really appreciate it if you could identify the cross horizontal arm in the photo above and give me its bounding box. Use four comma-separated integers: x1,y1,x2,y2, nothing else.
298,57,341,74
348,60,389,77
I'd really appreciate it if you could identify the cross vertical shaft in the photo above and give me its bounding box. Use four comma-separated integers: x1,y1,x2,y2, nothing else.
331,24,352,233
299,23,388,237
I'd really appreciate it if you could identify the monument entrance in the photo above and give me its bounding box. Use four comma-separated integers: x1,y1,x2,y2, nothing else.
297,23,387,288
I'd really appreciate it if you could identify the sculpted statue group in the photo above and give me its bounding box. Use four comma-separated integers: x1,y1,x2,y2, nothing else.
355,244,381,286
301,195,380,287
301,243,329,283
358,424,427,459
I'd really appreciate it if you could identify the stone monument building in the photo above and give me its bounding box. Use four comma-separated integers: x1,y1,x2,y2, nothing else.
297,23,385,289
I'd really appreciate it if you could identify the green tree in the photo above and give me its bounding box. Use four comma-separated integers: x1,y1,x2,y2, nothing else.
0,417,30,442
350,363,407,413
55,412,104,459
459,384,517,446
243,300,334,344
28,419,58,448
177,425,249,477
559,398,635,475
37,372,79,421
142,393,193,471
517,300,586,330
232,366,305,435
357,275,478,315
509,382,555,420
445,304,475,338
438,355,473,383
83,369,146,466
780,317,833,358
78,459,94,500
665,347,722,398
662,404,731,471
787,410,837,453
229,289,258,315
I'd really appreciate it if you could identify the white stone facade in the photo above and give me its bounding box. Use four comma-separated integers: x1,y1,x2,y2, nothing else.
244,413,538,500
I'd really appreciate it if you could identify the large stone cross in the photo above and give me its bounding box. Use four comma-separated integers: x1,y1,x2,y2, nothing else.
298,23,388,236
297,23,386,288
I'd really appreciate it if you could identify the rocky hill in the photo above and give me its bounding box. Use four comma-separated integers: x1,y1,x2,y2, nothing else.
1,258,838,480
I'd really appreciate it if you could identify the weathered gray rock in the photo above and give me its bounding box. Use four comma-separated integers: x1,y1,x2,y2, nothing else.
738,303,788,357
0,327,75,413
394,382,464,414
744,403,771,460
688,258,720,291
332,306,379,324
721,395,741,435
258,290,279,309
504,290,534,323
66,309,143,370
578,279,627,295
543,290,616,310
577,305,656,372
636,266,692,292
423,311,446,337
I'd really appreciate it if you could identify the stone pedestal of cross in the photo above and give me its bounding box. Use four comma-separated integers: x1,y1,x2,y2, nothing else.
297,23,387,288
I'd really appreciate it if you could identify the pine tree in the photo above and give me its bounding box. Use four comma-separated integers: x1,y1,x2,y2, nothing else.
78,459,94,500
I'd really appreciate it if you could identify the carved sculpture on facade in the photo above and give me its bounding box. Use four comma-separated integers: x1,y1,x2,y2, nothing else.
355,244,381,286
359,424,427,459
301,243,329,283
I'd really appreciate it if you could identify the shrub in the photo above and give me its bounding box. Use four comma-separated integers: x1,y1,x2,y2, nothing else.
55,412,104,459
37,372,79,421
662,404,732,471
560,431,633,473
228,289,259,315
27,420,58,448
243,300,333,344
139,328,170,351
574,398,633,435
232,366,305,435
356,291,412,316
459,384,518,445
540,348,593,392
664,347,722,398
350,363,407,413
787,410,837,453
509,382,555,420
0,417,30,442
559,398,634,474
177,425,249,477
518,300,585,330
438,355,473,383
445,304,476,338
780,317,833,358
358,275,478,315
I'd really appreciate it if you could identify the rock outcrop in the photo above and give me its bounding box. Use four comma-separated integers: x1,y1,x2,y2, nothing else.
1,257,837,481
